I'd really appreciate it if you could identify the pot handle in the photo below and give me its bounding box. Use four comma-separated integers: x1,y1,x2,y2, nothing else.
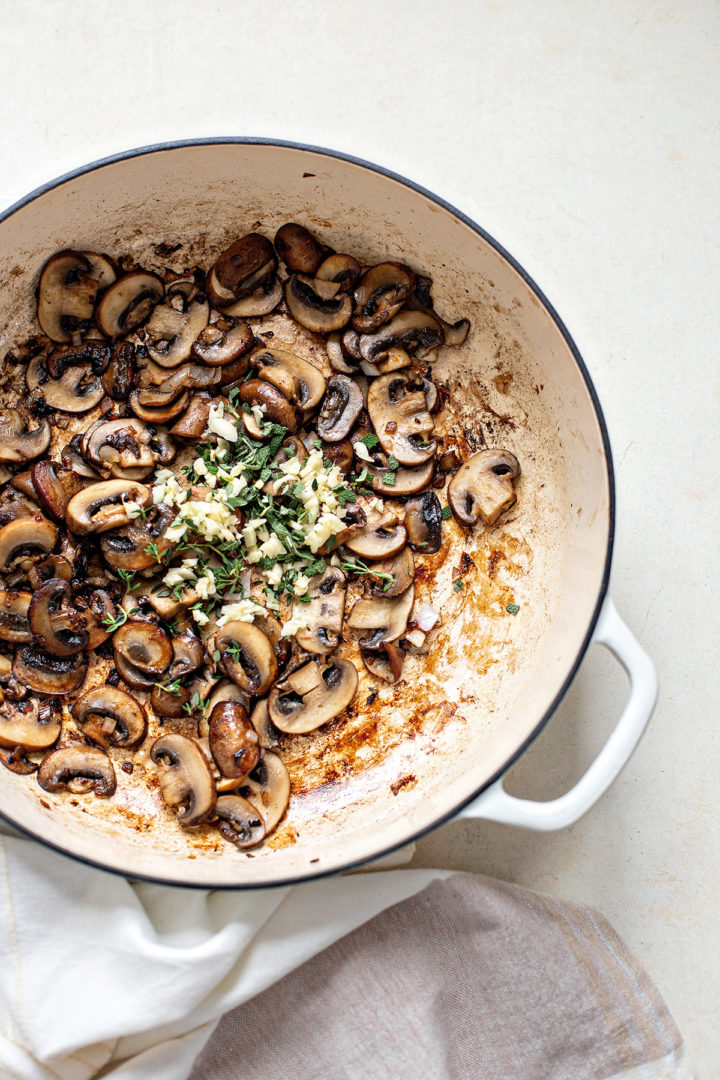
458,597,658,830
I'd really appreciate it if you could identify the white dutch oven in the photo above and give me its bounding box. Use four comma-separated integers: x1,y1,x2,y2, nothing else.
0,140,658,886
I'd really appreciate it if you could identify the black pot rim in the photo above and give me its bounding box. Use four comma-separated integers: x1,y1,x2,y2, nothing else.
0,137,615,889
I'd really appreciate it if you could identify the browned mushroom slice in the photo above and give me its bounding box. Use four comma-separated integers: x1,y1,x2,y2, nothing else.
238,752,290,832
252,347,327,414
169,632,205,678
73,685,147,748
366,458,434,497
0,416,51,464
368,548,414,597
210,621,278,697
326,332,358,375
274,223,333,274
74,588,118,650
284,274,353,333
0,497,36,527
448,449,521,526
346,585,415,647
9,468,39,501
151,681,192,718
12,646,87,696
65,480,151,535
269,657,358,735
207,234,277,308
238,379,300,433
28,578,88,656
150,733,216,825
367,372,436,467
0,747,38,775
249,698,281,749
169,391,213,439
113,620,172,690
36,365,105,414
144,283,210,368
405,492,443,553
95,271,164,338
352,263,416,333
322,439,354,475
0,697,61,750
316,253,361,291
60,436,101,479
31,461,85,522
37,250,113,343
82,417,175,480
222,279,283,318
215,794,266,849
343,511,407,561
358,310,444,364
317,375,363,442
136,357,223,391
38,746,116,796
0,590,32,643
0,516,58,572
208,700,261,779
102,341,137,400
294,566,347,655
192,316,253,366
129,388,190,424
361,641,407,684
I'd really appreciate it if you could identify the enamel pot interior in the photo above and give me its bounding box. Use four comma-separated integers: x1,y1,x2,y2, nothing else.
0,141,612,886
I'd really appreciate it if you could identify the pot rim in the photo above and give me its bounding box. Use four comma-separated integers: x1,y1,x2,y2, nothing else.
0,137,615,888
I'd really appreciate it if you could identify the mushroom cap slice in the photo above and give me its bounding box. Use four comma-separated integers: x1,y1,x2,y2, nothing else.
368,547,414,597
113,620,172,689
316,253,361,291
82,417,175,480
31,461,86,522
129,388,190,424
352,263,416,333
192,317,253,366
95,271,164,338
0,516,58,571
101,341,137,401
211,621,278,697
269,657,358,735
346,584,415,647
101,502,175,574
317,375,363,442
38,746,116,797
215,794,266,849
343,511,407,561
208,700,261,779
448,449,521,526
35,365,105,414
28,578,88,656
169,391,213,439
0,416,51,464
405,491,443,553
294,566,347,655
65,480,151,535
249,698,281,750
274,223,333,274
0,698,61,750
221,279,282,318
37,250,104,343
238,379,300,433
150,733,216,826
237,751,290,833
361,641,407,684
366,458,434,497
252,347,327,413
284,274,353,333
358,309,444,364
0,589,32,642
73,685,147,748
145,287,210,368
169,632,205,678
367,372,436,467
206,234,277,308
12,646,87,695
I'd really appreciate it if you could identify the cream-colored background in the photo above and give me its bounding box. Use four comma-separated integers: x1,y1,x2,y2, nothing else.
0,1,717,1075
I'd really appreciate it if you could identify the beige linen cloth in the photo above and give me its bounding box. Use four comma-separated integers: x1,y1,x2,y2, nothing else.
190,873,695,1080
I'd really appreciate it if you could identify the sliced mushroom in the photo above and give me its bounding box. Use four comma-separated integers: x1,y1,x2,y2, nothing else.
113,620,172,689
294,566,347,655
38,746,116,797
150,733,216,825
0,590,32,642
60,436,101,479
170,632,205,678
316,253,361,291
222,279,283,318
136,357,223,391
274,223,332,274
322,439,354,475
0,497,36,527
352,263,415,333
358,310,444,363
405,491,442,553
317,375,363,442
0,698,61,750
361,641,407,684
144,284,210,368
28,578,88,656
366,458,434,496
346,585,415,647
0,416,51,464
73,685,147,748
448,449,521,526
326,332,358,375
210,621,278,697
128,387,190,424
284,274,353,333
65,480,151,535
214,794,266,849
31,461,85,521
269,657,357,735
368,547,414,597
9,468,39,501
37,250,113,343
192,316,253,366
151,681,192,719
209,700,261,778
0,747,38,775
252,347,327,413
82,417,175,480
367,372,436,466
206,234,277,309
237,751,289,833
249,697,281,749
0,516,58,572
343,511,407,561
12,646,87,695
169,391,213,439
95,271,164,338
101,341,137,400
74,588,118,650
238,379,300,433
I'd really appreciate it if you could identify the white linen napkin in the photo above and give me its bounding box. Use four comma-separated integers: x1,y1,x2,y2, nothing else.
0,829,445,1080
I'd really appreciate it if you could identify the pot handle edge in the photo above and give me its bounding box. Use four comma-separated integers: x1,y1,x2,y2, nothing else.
458,597,658,830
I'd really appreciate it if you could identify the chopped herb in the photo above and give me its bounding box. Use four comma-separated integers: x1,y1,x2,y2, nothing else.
454,579,464,593
342,557,395,590
387,454,399,471
313,438,322,449
336,486,357,507
156,678,183,697
382,472,396,486
144,541,163,564
117,569,139,590
101,605,136,633
305,558,326,578
441,506,453,520
212,649,221,663
506,602,520,615
360,432,379,449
